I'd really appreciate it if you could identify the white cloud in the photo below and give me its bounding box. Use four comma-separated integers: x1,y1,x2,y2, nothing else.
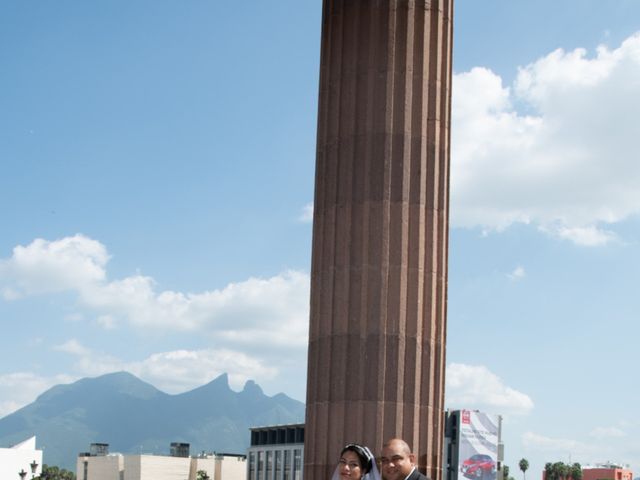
2,287,19,300
1,236,310,345
0,400,22,419
507,265,526,281
48,343,279,395
127,349,277,394
589,426,626,439
64,312,84,323
522,431,611,462
96,314,117,330
549,225,618,247
523,431,586,453
521,430,640,476
522,432,596,458
0,372,76,417
0,235,312,400
53,339,91,356
0,345,291,419
299,202,314,223
446,363,534,415
451,33,640,245
0,234,108,298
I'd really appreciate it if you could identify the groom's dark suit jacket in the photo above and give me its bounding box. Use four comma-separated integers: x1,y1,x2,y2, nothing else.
407,467,430,480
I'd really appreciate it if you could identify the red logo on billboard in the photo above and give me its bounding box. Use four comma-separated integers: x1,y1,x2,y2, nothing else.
462,410,470,424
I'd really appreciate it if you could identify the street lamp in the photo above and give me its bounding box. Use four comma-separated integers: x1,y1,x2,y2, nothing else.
30,460,39,478
18,469,27,480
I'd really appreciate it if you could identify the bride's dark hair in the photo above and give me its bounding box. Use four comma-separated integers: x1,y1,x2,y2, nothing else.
341,443,374,474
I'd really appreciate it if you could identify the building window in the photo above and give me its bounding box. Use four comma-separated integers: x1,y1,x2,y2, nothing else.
284,450,291,480
275,450,282,480
249,453,256,480
267,451,273,480
293,449,302,480
258,451,265,480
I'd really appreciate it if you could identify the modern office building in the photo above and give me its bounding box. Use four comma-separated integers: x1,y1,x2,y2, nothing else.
247,424,304,480
0,436,43,480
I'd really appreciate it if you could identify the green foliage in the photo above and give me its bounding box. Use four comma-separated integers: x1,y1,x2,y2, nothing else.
197,470,211,480
545,463,552,480
35,464,76,480
571,463,583,480
503,465,515,480
519,459,529,474
543,461,582,480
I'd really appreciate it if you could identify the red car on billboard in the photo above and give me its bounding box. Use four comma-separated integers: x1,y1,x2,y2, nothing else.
460,454,496,479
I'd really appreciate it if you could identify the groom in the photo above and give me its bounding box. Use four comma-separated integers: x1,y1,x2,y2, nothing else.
379,438,430,480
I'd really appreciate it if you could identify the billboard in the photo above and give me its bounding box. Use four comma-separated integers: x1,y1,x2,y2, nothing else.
445,410,500,480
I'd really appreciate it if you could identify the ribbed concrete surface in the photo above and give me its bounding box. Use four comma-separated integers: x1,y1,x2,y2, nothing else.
304,1,453,480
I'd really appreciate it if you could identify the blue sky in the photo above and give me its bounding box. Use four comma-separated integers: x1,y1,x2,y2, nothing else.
1,0,640,477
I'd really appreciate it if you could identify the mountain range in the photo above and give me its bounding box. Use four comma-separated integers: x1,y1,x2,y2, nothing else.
0,371,305,471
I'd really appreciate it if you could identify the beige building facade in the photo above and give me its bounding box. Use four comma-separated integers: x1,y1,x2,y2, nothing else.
77,449,246,480
199,454,247,480
77,454,124,480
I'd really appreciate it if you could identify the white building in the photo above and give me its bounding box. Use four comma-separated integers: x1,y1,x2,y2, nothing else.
124,454,191,480
77,452,124,480
77,444,246,480
0,436,43,480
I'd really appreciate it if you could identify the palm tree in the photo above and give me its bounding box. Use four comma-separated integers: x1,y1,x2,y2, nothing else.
551,462,565,480
544,463,553,480
570,463,583,480
519,459,529,480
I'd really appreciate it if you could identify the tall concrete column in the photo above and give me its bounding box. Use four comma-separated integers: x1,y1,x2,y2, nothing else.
304,1,453,480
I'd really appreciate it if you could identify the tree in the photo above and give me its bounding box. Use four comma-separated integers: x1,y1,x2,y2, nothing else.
35,464,76,480
570,463,583,480
519,459,529,480
543,461,582,480
545,463,553,480
197,470,211,480
503,465,515,480
551,462,566,480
